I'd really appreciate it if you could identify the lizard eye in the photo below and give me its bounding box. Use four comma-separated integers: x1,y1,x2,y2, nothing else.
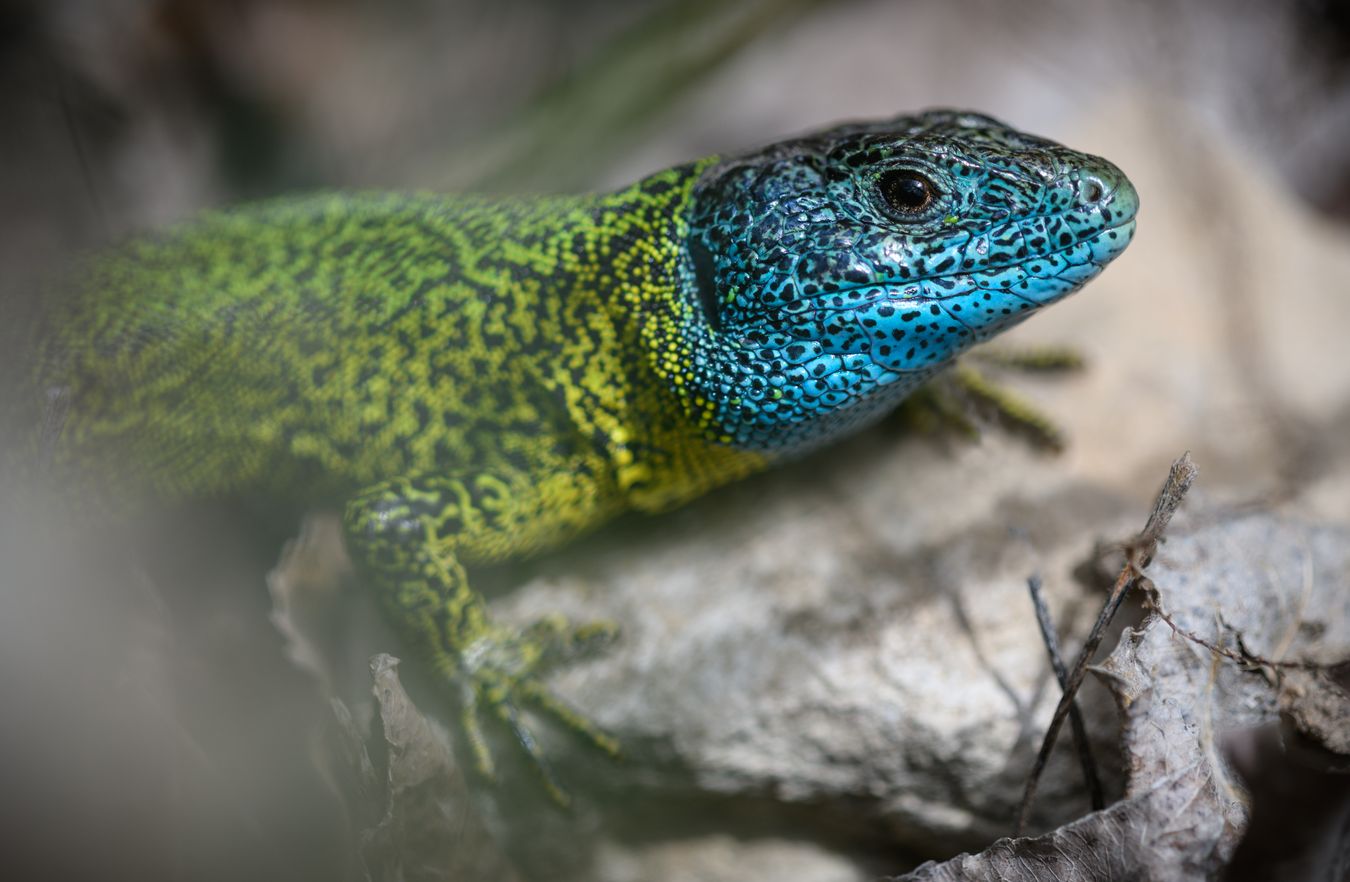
878,170,938,216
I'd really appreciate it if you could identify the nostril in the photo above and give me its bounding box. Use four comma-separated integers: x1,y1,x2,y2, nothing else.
1080,177,1105,203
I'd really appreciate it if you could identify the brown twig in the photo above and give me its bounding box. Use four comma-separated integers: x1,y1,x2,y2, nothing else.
1014,452,1199,834
1026,573,1105,811
1142,587,1330,674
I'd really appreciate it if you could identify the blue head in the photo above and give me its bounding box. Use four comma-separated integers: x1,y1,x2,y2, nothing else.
671,109,1138,454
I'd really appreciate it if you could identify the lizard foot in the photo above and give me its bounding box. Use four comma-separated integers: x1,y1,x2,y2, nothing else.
342,473,622,807
946,361,1068,452
890,347,1083,452
452,619,621,807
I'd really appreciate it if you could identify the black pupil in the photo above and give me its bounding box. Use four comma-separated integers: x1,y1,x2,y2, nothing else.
882,172,933,213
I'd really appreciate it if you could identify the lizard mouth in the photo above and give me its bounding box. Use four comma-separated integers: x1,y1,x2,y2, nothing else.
805,214,1139,316
999,215,1138,305
937,214,1138,303
847,216,1139,376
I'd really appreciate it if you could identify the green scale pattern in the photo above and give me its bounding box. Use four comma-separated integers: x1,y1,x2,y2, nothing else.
51,160,759,512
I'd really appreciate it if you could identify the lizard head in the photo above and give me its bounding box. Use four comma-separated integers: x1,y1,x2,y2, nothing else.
677,109,1138,453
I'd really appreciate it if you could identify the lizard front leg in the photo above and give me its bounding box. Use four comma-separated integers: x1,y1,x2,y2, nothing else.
342,471,620,805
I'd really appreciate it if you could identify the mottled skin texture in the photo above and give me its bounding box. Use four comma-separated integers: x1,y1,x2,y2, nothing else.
35,110,1137,800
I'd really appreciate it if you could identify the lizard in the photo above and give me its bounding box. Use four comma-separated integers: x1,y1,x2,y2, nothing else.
20,109,1138,803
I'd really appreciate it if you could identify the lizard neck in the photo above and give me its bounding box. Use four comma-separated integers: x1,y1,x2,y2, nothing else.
578,160,774,509
594,159,927,469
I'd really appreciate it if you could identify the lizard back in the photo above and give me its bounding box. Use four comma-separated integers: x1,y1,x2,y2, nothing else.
36,167,761,514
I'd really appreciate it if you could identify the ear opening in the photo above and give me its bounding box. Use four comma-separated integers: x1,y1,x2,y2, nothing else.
689,237,722,334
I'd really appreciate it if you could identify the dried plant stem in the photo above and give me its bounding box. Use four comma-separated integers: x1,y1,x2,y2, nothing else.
1015,452,1199,835
1027,573,1105,811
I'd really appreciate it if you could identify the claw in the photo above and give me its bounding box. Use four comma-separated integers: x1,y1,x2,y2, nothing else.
570,620,621,654
459,679,497,780
519,679,621,759
971,345,1085,373
497,698,571,808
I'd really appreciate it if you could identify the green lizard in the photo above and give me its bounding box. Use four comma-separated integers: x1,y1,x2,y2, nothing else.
22,110,1137,802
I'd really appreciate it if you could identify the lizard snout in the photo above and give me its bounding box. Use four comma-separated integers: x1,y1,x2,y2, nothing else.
1073,157,1138,221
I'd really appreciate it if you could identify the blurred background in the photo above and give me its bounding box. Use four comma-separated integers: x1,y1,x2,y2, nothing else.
6,0,1350,256
2,1,1349,880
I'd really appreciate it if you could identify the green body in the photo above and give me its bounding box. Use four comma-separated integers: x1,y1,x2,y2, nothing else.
51,162,760,520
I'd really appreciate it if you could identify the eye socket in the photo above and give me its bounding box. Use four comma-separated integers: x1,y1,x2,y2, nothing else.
878,170,938,216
